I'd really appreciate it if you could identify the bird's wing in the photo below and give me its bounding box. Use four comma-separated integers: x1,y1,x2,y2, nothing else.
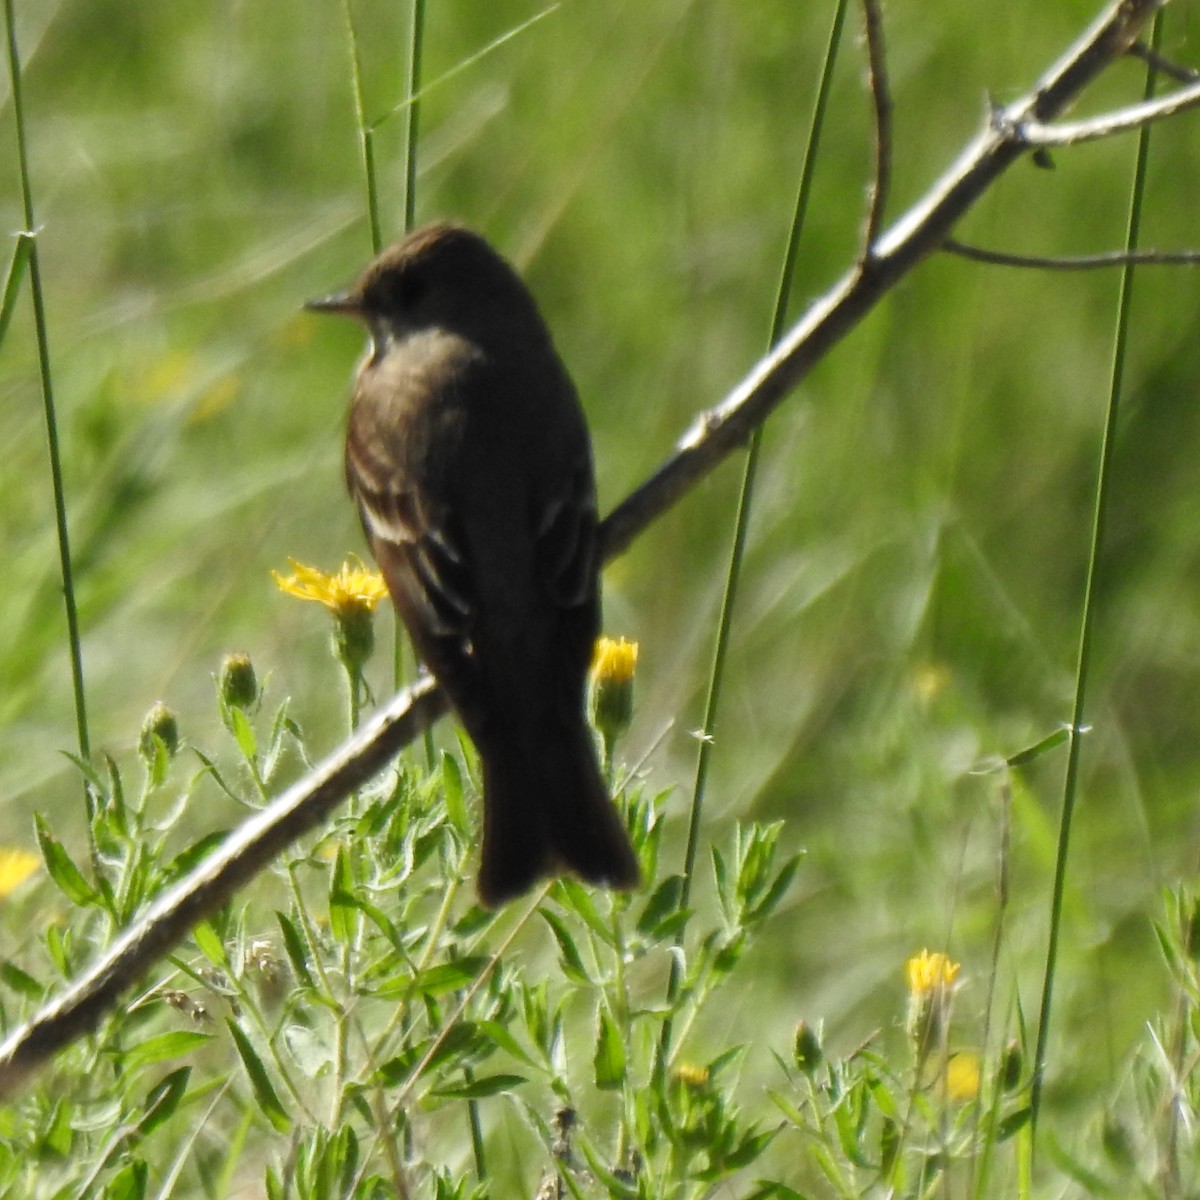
346,420,475,639
534,456,598,611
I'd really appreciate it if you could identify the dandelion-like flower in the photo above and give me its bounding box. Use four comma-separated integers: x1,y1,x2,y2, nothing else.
945,1051,981,1102
273,557,388,679
589,637,638,766
906,949,960,996
0,848,39,898
906,948,961,1061
272,558,388,614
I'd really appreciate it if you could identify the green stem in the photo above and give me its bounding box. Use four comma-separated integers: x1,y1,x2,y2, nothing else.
4,0,92,806
342,0,382,254
656,0,849,1076
1028,11,1160,1140
403,0,426,234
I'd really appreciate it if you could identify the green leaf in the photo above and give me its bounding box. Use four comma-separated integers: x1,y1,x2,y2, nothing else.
227,1020,291,1132
276,911,316,991
423,1022,484,1075
333,1123,360,1195
0,960,43,999
59,751,111,800
998,1105,1032,1141
161,832,227,885
1006,725,1070,767
637,874,685,937
35,815,98,907
593,1006,626,1090
416,957,492,996
711,845,733,921
229,705,258,761
262,701,299,780
742,1183,808,1200
441,751,468,835
539,910,591,985
122,1030,211,1073
104,1158,148,1200
0,232,32,349
191,920,228,968
192,750,245,804
745,852,803,925
329,846,354,944
138,1067,191,1136
45,923,71,976
722,1123,778,1170
374,1041,431,1088
475,1019,538,1069
429,1072,526,1100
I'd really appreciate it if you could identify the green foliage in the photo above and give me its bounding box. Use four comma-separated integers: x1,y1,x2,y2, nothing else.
6,0,1200,1196
0,662,802,1195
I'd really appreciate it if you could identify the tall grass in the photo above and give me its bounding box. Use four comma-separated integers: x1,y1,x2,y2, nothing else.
3,1,1200,1195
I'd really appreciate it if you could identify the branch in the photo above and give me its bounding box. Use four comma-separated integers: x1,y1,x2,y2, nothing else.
1019,75,1200,145
945,238,1200,269
0,0,1166,1097
1127,38,1200,84
860,0,893,256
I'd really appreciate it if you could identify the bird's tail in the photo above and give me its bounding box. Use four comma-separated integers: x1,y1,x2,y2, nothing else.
477,719,640,908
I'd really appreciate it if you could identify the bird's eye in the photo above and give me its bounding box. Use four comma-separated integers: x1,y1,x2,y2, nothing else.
393,271,429,308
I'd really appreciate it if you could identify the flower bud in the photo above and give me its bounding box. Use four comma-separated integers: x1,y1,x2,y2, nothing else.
333,603,376,677
793,1019,823,1074
139,701,180,766
589,637,638,754
1000,1039,1023,1092
219,651,259,712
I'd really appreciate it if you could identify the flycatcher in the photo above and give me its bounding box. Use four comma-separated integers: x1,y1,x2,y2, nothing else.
307,222,640,906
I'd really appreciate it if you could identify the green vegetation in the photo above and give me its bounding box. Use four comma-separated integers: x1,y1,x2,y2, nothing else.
4,0,1200,1195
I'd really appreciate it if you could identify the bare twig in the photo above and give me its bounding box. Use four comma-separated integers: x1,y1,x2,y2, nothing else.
1018,75,1200,145
1128,39,1200,84
0,0,1168,1097
860,0,892,257
945,238,1200,269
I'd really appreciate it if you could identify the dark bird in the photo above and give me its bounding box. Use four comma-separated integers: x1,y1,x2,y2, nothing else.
307,222,640,906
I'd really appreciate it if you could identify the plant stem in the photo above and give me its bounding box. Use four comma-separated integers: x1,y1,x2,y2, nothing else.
4,0,92,808
656,0,849,1076
1029,8,1161,1141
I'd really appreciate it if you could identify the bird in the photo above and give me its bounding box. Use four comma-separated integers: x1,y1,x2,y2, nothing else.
306,222,641,907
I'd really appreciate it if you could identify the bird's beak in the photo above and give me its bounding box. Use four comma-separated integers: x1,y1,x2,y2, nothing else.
303,291,364,318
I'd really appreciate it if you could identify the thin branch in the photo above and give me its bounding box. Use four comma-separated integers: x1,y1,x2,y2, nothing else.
0,0,1167,1097
945,238,1200,269
1127,39,1200,84
860,0,892,256
1019,75,1200,145
0,677,447,1096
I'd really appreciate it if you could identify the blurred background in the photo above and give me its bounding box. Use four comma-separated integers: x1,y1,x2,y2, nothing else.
4,0,1200,1143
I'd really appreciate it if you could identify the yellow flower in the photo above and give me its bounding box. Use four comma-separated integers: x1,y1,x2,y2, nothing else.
272,558,388,615
906,949,961,1059
274,558,389,676
589,637,639,756
591,637,638,684
945,1051,981,1102
673,1062,710,1089
0,848,40,898
906,949,960,997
